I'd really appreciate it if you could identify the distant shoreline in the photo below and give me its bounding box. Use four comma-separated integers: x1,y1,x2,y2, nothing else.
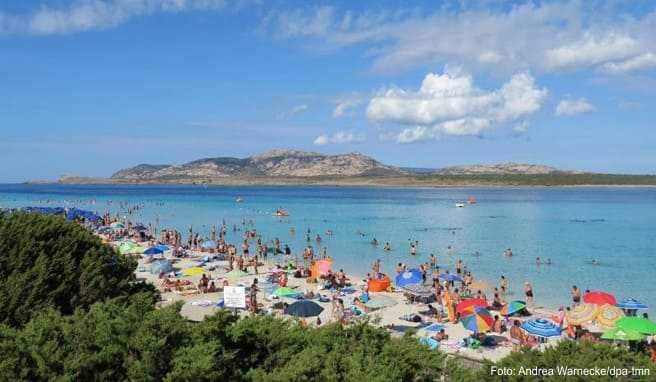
24,173,656,188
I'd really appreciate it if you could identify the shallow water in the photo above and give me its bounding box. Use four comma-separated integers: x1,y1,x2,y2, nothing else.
1,184,655,315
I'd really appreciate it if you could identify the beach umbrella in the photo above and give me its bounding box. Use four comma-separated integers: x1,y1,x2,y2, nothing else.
456,298,488,314
144,247,164,255
401,284,434,297
132,224,147,231
201,240,217,249
521,318,561,338
284,300,324,317
439,274,464,283
616,317,656,335
110,222,124,229
365,295,398,310
500,301,526,316
182,267,206,276
596,304,625,327
154,244,170,251
460,307,494,333
601,327,645,341
583,291,617,306
132,246,145,254
616,298,648,310
118,243,137,254
395,269,423,287
272,287,300,298
567,304,599,325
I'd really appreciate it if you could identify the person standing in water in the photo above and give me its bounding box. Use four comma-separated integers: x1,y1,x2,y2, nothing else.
429,253,437,269
524,282,534,306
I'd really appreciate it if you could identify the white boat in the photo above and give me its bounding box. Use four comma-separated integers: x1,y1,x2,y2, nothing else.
455,203,465,208
235,197,243,203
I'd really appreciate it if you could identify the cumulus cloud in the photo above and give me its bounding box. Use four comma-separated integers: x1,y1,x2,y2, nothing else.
366,68,547,143
555,98,595,116
265,2,656,75
0,0,226,35
313,130,365,145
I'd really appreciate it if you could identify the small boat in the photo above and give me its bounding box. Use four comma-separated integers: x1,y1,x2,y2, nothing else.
455,203,465,208
467,196,476,204
235,197,243,203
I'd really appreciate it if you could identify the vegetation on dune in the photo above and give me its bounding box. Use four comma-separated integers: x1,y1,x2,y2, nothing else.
1,214,654,381
0,213,155,327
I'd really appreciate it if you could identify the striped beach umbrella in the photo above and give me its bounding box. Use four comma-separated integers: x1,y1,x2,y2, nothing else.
456,298,488,314
596,304,625,327
583,291,617,306
460,307,494,333
616,298,648,310
567,304,598,325
500,301,526,316
521,318,561,338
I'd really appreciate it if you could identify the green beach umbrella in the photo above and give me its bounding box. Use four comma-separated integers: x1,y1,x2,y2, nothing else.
272,287,299,298
601,327,644,341
110,222,125,229
119,242,138,254
617,317,656,335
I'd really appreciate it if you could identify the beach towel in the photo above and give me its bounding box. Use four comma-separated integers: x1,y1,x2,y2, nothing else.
419,337,440,350
424,323,446,332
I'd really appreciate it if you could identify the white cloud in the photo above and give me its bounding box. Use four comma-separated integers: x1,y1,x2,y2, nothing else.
266,3,656,75
313,130,365,145
0,0,226,35
366,68,547,142
333,96,364,118
290,104,308,115
601,53,656,74
555,98,595,116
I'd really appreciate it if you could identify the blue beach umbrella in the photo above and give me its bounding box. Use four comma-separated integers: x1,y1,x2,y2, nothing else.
395,269,423,287
616,298,648,310
521,318,561,338
284,300,324,317
439,274,464,283
144,247,164,255
155,244,170,252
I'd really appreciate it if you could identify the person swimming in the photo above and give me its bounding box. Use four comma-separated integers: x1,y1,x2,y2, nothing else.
371,238,379,246
384,242,391,251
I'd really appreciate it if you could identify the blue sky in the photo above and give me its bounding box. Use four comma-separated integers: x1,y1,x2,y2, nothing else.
1,0,655,182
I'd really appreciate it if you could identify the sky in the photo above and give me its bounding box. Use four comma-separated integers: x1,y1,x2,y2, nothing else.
1,0,655,182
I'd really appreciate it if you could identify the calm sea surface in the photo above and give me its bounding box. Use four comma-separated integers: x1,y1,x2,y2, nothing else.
1,184,655,314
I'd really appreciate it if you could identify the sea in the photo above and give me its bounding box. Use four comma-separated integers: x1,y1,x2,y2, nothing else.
1,183,655,315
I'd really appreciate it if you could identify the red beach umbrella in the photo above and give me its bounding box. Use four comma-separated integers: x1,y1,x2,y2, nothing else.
456,298,488,314
583,291,617,306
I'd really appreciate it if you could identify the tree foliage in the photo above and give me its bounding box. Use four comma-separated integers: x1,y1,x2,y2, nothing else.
0,213,152,327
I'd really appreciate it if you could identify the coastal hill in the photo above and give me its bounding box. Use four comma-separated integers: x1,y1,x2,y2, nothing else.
51,149,656,186
110,150,405,180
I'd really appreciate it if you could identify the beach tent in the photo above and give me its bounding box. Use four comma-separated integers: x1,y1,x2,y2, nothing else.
311,259,332,278
150,259,172,275
395,269,423,287
521,318,561,338
284,300,324,317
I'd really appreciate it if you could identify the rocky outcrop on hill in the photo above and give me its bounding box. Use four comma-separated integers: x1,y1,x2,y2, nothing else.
437,162,569,175
110,150,404,180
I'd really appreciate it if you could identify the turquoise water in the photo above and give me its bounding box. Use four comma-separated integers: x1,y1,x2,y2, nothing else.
1,184,655,314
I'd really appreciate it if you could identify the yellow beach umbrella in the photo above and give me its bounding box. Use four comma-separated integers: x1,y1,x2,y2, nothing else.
182,267,206,276
597,304,624,327
567,303,598,325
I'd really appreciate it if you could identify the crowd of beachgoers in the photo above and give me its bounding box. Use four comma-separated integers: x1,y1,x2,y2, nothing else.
9,202,656,363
